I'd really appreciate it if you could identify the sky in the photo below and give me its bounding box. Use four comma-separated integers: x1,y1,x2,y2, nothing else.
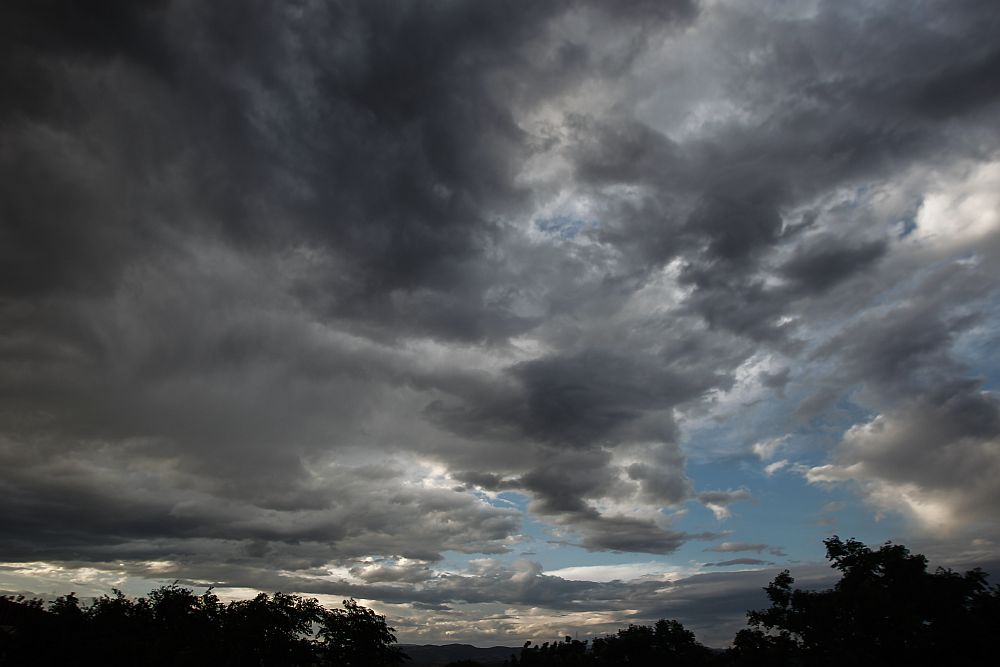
2,0,1000,649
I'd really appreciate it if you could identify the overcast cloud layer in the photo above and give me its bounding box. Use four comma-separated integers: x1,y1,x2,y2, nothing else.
2,0,999,647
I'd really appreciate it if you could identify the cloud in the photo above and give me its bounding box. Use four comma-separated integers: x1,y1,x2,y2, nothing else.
546,561,689,583
704,558,772,567
764,460,790,476
697,489,753,520
779,237,887,295
0,0,719,585
2,0,1000,645
752,436,789,461
807,385,1000,531
350,558,437,584
705,542,769,553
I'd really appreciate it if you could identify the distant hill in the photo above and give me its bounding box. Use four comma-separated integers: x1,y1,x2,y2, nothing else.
399,643,521,666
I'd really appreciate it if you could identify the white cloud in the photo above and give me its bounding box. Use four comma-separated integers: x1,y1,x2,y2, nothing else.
546,561,692,582
753,436,789,461
764,459,790,476
911,161,1000,253
807,390,1000,532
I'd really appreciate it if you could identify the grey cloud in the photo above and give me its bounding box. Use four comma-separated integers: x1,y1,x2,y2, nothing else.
519,449,622,515
424,343,721,541
808,383,1000,528
350,559,437,584
511,350,711,447
698,490,752,505
909,45,1000,120
623,439,694,506
429,302,741,415
575,0,1000,345
812,298,975,397
705,542,767,553
0,0,712,582
0,450,521,565
758,368,790,397
677,269,791,342
704,558,772,567
687,184,785,264
627,461,692,506
2,0,671,327
801,253,999,426
697,488,753,520
515,449,705,554
3,0,1000,643
574,517,716,555
779,237,887,294
452,471,511,492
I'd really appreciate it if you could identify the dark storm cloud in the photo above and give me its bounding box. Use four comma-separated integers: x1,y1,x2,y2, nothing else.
2,0,1000,641
910,44,1000,120
0,451,521,564
511,350,713,446
0,0,709,578
568,0,1000,341
431,345,716,549
454,447,705,554
779,237,887,295
3,0,692,314
687,184,785,264
426,344,720,452
812,273,987,399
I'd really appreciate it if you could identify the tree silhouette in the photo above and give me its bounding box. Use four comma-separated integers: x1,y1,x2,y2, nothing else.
317,597,409,666
221,592,323,666
590,620,714,666
508,621,714,666
0,586,408,667
732,536,1000,666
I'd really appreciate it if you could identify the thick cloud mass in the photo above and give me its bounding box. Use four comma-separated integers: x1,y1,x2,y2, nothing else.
2,0,1000,646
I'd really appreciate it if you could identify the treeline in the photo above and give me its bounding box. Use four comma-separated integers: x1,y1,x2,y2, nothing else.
2,537,999,666
507,619,713,666
0,588,403,666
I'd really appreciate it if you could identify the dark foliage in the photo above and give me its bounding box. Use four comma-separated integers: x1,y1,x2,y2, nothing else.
0,585,407,667
731,536,1000,666
506,622,717,666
